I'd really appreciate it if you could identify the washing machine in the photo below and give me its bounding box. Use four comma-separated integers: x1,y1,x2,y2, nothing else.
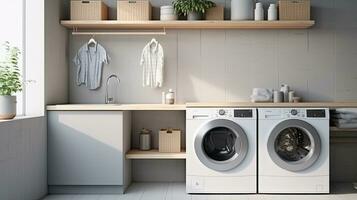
258,108,330,194
186,108,257,194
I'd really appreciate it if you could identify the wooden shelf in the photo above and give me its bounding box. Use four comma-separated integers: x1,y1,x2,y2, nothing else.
330,127,357,132
61,20,315,30
126,149,186,160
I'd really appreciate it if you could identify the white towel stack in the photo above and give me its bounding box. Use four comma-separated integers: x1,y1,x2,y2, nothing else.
250,88,273,103
331,108,357,128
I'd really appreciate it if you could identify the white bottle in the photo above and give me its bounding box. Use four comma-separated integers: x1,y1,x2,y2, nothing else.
254,2,264,21
268,4,277,21
165,89,175,104
162,92,166,104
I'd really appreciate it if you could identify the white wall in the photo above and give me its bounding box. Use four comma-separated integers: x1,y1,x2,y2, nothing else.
0,117,47,200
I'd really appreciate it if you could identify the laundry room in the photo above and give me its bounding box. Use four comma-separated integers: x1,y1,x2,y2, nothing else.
1,0,357,199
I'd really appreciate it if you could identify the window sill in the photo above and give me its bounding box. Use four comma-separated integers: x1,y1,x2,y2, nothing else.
0,115,44,124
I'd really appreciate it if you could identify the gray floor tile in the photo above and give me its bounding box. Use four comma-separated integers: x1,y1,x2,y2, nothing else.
43,182,357,200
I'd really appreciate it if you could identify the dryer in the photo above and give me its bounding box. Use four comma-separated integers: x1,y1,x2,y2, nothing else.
186,108,257,194
258,108,329,193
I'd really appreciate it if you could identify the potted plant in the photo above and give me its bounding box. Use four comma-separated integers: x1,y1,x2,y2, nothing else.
0,42,22,120
173,0,216,20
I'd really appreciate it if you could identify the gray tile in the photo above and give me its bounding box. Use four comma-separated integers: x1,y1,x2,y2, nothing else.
43,195,74,200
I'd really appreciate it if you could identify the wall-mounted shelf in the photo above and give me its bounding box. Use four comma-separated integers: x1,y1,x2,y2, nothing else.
126,149,186,159
61,20,315,30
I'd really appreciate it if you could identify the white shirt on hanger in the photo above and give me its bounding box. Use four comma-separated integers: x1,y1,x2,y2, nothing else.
140,38,164,88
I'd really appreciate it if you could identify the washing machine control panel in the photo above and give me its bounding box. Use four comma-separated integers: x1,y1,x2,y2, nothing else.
282,109,306,118
214,109,254,118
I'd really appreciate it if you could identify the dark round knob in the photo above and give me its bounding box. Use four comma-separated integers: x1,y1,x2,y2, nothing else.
219,109,226,115
291,109,298,115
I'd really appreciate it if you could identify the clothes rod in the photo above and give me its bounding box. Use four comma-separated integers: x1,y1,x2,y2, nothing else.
72,31,166,36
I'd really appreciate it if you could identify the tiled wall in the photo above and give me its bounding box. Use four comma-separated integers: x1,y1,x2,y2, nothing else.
69,0,357,104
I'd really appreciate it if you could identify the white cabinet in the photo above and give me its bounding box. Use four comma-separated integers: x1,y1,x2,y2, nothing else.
48,111,131,192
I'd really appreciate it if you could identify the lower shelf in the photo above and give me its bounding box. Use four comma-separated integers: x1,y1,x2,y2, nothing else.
330,127,357,132
126,149,186,160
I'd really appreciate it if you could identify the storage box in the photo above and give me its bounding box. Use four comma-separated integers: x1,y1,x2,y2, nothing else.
205,5,224,20
159,129,181,153
279,0,310,20
71,0,108,20
117,0,152,21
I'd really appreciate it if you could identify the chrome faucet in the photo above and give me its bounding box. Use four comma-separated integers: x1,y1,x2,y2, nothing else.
105,74,120,104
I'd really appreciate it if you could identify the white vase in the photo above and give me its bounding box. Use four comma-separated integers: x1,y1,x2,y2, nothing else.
0,95,17,120
231,0,254,20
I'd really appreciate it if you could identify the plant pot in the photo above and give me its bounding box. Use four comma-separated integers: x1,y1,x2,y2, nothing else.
0,96,17,120
187,11,203,20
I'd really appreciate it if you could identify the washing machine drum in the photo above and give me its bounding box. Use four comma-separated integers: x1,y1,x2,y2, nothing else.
268,119,321,172
194,119,249,171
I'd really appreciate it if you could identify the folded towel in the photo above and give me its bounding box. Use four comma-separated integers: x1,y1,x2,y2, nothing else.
333,123,357,129
332,118,357,125
250,88,272,102
334,108,357,115
331,113,357,120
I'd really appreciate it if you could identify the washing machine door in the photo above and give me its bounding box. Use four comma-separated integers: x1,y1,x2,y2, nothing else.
194,119,249,171
267,119,321,172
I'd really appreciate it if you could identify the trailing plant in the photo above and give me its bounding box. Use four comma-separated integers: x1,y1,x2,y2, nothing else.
173,0,216,16
0,42,22,96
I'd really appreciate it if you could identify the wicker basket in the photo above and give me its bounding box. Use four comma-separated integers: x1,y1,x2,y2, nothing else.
71,0,108,20
279,0,310,20
159,129,181,153
117,0,152,21
205,5,224,20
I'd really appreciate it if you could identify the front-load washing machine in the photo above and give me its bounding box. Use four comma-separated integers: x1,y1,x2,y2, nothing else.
258,108,329,193
186,108,257,194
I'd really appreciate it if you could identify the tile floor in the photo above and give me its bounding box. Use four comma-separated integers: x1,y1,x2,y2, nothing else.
42,182,357,200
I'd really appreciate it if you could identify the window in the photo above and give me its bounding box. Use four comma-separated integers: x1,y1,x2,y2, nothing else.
0,0,24,115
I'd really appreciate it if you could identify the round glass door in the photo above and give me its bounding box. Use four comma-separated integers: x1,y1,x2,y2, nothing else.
194,119,248,171
268,119,321,172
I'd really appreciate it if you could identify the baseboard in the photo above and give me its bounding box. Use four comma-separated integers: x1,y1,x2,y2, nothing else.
48,185,129,194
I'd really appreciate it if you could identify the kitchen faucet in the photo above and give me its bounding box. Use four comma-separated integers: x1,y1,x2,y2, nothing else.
105,74,120,104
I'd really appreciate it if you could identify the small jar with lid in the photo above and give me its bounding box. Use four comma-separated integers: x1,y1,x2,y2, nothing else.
165,89,175,104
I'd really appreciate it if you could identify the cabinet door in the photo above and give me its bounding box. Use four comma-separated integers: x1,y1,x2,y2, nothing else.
48,111,125,185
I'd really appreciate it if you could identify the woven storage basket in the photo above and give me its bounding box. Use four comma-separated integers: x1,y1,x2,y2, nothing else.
117,0,152,21
159,129,181,153
205,5,224,20
279,0,310,20
71,0,108,20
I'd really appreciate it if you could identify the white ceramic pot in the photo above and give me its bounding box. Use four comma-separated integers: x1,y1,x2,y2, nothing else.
231,0,254,20
0,95,17,120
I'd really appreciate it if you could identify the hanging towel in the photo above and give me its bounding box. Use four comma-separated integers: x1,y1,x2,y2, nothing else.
73,42,109,90
140,38,164,88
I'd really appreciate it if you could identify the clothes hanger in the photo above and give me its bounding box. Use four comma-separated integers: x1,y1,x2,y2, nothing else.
88,35,97,45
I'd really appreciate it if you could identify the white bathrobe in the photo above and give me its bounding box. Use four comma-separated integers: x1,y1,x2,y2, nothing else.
140,38,164,88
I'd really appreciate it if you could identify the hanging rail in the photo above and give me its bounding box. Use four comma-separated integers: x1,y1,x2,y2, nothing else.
72,27,166,36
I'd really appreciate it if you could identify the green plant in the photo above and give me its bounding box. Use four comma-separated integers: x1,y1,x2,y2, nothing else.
173,0,216,16
0,42,22,96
